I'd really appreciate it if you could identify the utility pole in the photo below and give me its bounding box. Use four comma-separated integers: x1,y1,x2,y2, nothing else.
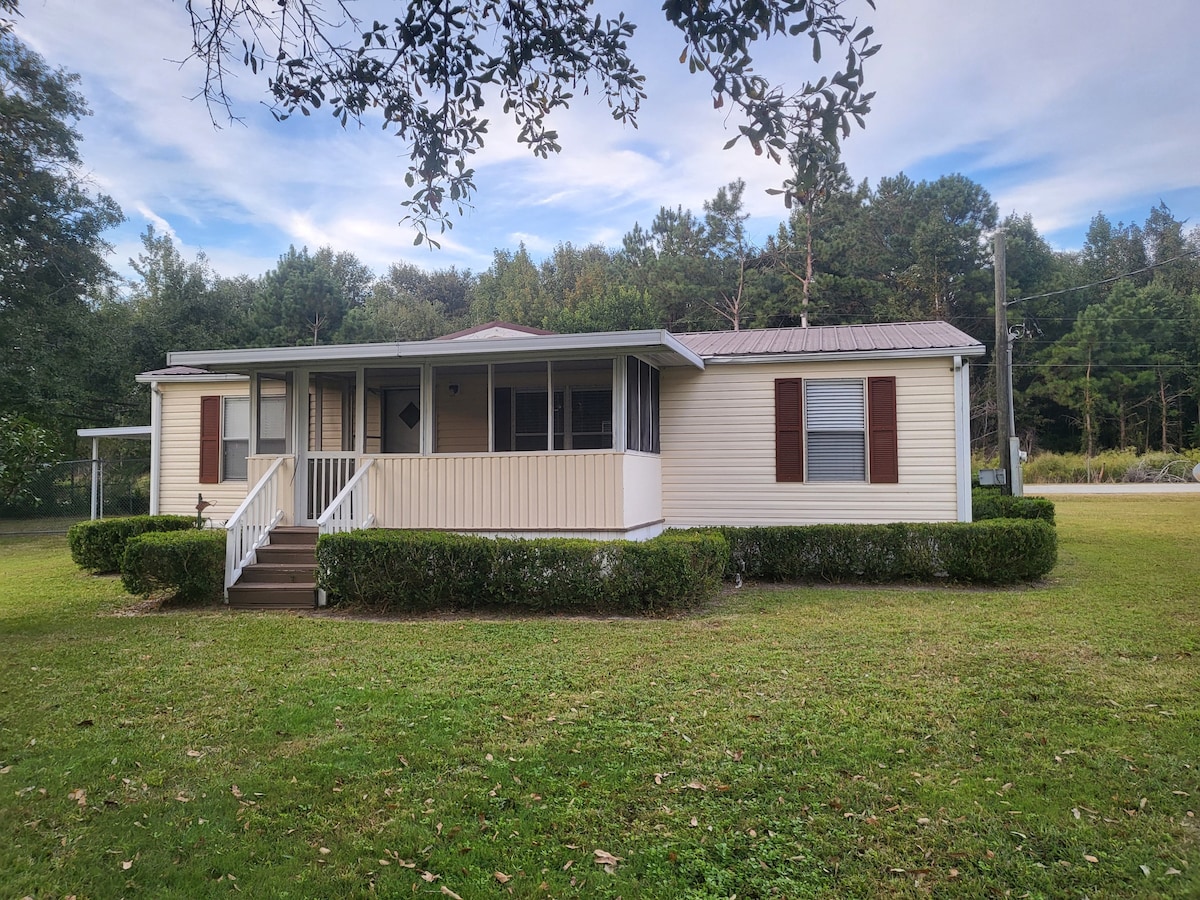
994,230,1012,495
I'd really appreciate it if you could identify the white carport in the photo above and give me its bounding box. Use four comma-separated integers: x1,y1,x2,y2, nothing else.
76,425,152,520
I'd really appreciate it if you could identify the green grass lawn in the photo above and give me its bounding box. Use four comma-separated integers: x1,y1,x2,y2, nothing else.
2,497,1197,899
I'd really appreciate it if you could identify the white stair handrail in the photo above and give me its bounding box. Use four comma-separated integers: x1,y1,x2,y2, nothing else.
224,456,289,599
317,458,375,536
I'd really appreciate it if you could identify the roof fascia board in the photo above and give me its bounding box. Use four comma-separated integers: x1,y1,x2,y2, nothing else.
701,346,986,365
77,425,152,439
135,373,249,384
168,330,705,370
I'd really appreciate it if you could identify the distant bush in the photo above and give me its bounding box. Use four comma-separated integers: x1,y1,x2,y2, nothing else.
1020,449,1200,484
972,488,1055,523
718,520,1056,586
317,529,728,614
121,530,225,604
68,515,196,573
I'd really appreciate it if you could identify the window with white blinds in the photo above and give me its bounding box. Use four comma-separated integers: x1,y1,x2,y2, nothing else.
222,397,249,481
805,378,866,481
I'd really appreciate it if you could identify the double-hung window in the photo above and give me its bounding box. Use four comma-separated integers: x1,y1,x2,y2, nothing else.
775,377,898,483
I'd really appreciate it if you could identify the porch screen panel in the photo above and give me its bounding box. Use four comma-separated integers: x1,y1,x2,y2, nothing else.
626,357,660,453
257,395,287,454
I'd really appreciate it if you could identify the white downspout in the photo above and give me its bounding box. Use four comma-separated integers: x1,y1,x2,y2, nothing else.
953,357,971,522
149,382,163,516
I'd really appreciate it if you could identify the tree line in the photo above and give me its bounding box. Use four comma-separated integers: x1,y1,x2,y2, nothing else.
3,30,1199,465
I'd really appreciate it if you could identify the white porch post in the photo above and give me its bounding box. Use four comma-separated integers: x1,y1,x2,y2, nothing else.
354,366,366,455
293,367,309,523
89,436,100,520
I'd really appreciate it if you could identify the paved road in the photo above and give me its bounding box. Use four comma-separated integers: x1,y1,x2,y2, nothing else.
1026,482,1200,495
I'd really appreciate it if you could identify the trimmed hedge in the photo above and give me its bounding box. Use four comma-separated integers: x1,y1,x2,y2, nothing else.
972,487,1055,523
718,519,1057,586
68,515,197,573
317,529,728,614
121,529,226,604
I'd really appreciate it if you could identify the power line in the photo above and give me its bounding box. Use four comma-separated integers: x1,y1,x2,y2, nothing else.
1006,248,1200,307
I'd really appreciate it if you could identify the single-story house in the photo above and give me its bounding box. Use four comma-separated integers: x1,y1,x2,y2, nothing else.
134,320,985,606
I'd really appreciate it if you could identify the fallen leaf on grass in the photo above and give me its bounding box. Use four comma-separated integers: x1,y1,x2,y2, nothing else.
494,871,511,883
1140,864,1151,876
68,788,87,807
186,749,203,758
1084,854,1098,863
594,848,622,873
420,871,439,883
1166,868,1182,876
230,784,243,798
0,765,11,774
440,887,463,900
121,860,133,870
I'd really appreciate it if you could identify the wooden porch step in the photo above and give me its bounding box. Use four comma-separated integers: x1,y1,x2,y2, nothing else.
236,562,318,584
228,525,319,609
255,544,317,566
227,582,317,610
267,526,319,546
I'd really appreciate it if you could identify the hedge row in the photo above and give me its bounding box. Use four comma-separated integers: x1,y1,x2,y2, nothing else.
972,488,1056,523
120,529,226,604
317,529,729,614
717,519,1057,585
68,515,197,573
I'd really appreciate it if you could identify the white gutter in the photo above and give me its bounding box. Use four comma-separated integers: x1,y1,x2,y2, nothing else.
702,346,987,366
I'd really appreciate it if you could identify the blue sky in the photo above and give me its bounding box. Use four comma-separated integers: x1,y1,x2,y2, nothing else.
14,0,1200,286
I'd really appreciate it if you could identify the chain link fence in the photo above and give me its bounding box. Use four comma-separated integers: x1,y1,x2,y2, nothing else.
0,458,151,534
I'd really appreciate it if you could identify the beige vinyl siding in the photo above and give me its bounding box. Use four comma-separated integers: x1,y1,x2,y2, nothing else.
434,371,489,452
157,381,251,521
660,358,960,525
368,451,625,530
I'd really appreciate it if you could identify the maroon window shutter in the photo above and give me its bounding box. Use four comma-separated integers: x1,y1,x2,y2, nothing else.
199,395,221,484
775,378,804,482
868,376,899,484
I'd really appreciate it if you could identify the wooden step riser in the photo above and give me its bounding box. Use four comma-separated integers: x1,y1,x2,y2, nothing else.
227,586,316,609
255,548,317,565
268,534,319,547
237,567,316,585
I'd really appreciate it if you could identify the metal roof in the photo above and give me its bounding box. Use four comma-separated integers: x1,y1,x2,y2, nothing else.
675,321,986,360
168,329,706,371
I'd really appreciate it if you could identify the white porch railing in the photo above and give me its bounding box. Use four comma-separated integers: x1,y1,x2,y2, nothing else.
315,459,375,608
307,452,357,522
317,458,376,537
224,456,288,600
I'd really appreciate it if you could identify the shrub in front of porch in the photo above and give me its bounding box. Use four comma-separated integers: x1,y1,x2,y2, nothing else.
317,530,728,614
68,515,197,573
121,529,226,604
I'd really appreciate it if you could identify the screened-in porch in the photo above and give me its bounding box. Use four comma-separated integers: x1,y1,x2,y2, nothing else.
240,354,668,536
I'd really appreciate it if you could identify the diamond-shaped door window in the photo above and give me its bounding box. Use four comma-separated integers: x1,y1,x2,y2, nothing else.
398,402,420,430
